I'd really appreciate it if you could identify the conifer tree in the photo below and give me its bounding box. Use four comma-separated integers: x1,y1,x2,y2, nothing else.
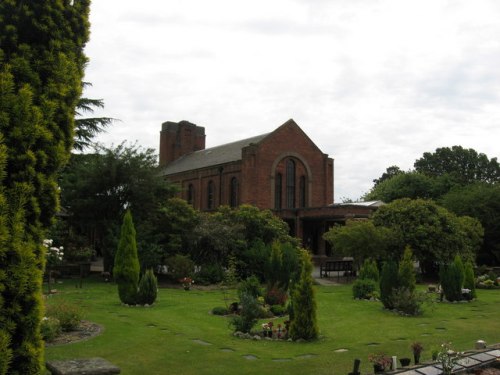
137,269,158,305
114,210,140,305
463,260,476,299
289,251,318,341
0,2,90,372
380,260,399,309
398,246,416,293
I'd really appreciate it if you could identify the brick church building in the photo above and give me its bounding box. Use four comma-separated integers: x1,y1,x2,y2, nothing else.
160,119,381,258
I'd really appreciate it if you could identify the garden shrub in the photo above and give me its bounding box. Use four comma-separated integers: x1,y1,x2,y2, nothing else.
391,288,425,316
195,263,225,285
440,262,463,302
352,279,377,299
238,275,262,300
264,286,288,306
280,242,301,290
453,255,465,289
463,261,476,298
398,246,416,293
211,306,228,316
0,331,12,375
230,292,260,333
114,210,140,305
40,317,61,342
166,254,195,281
289,251,318,341
239,240,270,282
380,260,399,309
358,258,379,281
137,269,158,305
46,300,84,331
270,304,287,316
267,241,283,288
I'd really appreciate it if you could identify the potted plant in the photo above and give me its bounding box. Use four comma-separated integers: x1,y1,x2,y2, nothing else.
411,342,424,364
369,353,392,373
179,277,194,290
399,357,411,367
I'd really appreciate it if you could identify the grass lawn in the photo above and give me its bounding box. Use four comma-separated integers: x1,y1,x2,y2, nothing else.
44,277,500,375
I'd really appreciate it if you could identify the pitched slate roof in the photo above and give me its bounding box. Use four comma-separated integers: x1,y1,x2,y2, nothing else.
162,132,270,176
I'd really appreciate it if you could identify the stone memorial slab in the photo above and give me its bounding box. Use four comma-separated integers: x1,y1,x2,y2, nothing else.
457,357,481,368
397,370,422,375
470,352,495,362
46,357,120,375
415,365,442,375
485,349,500,358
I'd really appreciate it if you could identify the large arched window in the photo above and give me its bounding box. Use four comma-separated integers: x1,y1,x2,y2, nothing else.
230,177,238,207
286,159,296,208
207,180,215,209
275,173,282,210
299,175,306,208
187,184,194,205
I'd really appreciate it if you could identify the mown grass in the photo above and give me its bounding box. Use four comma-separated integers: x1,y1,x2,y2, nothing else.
44,277,500,375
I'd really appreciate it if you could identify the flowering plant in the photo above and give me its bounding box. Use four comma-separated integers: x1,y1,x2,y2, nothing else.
437,342,462,375
411,341,424,354
368,353,392,370
179,277,194,290
43,239,64,267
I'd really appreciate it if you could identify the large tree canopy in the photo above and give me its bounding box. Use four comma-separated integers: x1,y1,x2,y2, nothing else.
372,198,482,269
414,146,500,185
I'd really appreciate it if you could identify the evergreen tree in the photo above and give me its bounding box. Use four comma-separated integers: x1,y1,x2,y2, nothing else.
114,211,140,305
289,251,318,341
137,269,158,305
379,260,399,309
439,262,463,302
358,258,380,281
398,246,416,293
463,261,476,299
0,2,90,372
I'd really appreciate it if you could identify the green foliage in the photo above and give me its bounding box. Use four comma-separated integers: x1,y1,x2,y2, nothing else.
373,198,480,269
439,263,463,302
237,276,262,300
46,300,84,332
40,317,61,342
239,240,271,281
114,211,140,305
358,258,379,281
289,251,318,341
372,165,403,187
270,304,287,316
0,330,12,375
391,288,427,316
398,246,416,293
230,293,260,333
166,254,195,281
379,261,399,309
264,286,288,306
352,279,378,300
267,241,282,287
195,263,225,285
453,255,465,289
137,269,158,305
365,171,436,202
463,261,476,299
323,220,396,267
441,183,500,265
211,306,228,316
0,1,90,371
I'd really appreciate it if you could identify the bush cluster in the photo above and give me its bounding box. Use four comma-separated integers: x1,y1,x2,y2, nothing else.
40,317,62,342
230,293,261,333
352,279,378,299
46,300,84,332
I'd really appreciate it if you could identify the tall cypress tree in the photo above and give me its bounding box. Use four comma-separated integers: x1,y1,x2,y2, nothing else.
0,1,90,373
114,210,140,305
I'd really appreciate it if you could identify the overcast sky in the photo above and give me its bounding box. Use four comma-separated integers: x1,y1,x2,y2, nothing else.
83,0,500,201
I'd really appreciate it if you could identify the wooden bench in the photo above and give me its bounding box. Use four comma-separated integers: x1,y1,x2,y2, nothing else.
320,259,354,281
46,357,120,375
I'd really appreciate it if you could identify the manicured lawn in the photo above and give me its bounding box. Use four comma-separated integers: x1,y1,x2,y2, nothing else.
44,277,500,375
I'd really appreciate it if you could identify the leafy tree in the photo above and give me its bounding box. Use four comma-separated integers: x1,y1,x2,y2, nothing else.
372,199,481,271
365,171,436,203
114,211,140,305
441,183,499,265
289,251,318,341
372,165,403,187
58,143,176,271
379,260,399,309
0,2,90,372
323,219,397,268
414,146,500,185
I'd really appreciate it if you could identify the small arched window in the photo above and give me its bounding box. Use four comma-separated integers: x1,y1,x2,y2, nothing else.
207,180,215,209
286,159,296,208
230,177,238,207
275,173,282,210
187,184,195,205
299,175,306,208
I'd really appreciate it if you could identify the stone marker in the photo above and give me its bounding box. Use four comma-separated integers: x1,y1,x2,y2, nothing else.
46,357,120,375
475,340,487,349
